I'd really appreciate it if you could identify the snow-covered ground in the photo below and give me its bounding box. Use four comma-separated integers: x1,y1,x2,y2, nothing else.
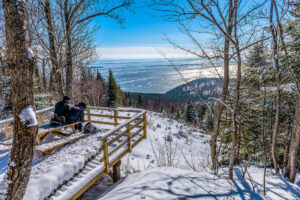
81,111,300,200
0,109,299,199
98,166,300,200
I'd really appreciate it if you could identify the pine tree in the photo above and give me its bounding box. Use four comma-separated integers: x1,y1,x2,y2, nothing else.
170,105,175,116
107,69,121,107
96,70,105,87
160,105,164,113
128,92,133,107
185,99,196,123
176,106,181,119
137,93,143,108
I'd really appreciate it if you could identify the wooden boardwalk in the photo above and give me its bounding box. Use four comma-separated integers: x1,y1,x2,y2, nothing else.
0,106,147,200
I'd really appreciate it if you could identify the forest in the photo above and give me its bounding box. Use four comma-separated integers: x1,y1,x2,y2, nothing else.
0,0,299,200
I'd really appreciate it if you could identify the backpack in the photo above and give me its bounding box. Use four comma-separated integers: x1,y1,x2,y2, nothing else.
84,123,99,134
50,115,66,126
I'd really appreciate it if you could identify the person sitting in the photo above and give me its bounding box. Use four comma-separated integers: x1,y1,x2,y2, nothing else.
50,96,70,126
66,102,86,131
54,96,70,117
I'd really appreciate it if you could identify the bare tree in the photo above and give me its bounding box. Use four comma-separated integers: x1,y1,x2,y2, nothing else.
59,0,132,97
2,0,38,199
269,0,280,174
273,0,300,183
150,0,267,177
40,0,63,96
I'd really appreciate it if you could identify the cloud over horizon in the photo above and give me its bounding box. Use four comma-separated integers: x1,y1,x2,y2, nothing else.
96,46,198,60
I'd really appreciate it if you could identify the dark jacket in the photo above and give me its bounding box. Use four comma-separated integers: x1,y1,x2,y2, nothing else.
66,105,85,124
54,101,70,117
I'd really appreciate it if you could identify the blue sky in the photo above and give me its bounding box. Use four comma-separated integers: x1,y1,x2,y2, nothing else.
91,3,197,59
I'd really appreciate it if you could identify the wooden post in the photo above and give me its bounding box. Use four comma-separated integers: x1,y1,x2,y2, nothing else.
71,124,76,133
87,108,91,123
113,109,118,126
127,123,132,152
102,138,110,174
37,113,43,126
112,160,121,182
143,113,147,139
3,123,10,138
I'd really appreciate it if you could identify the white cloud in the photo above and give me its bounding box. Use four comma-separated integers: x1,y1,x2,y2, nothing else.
96,46,198,60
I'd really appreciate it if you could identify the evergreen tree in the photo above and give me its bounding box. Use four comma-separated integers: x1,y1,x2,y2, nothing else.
185,99,196,123
96,70,105,87
137,93,143,107
128,92,133,107
160,105,164,113
170,105,175,115
175,106,181,119
107,69,121,107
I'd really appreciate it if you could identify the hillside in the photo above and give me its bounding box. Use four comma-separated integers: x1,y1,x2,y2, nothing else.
164,78,225,103
130,77,227,104
79,111,300,200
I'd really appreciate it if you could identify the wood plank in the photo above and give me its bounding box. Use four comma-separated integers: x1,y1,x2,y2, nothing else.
108,129,127,146
131,135,144,149
88,120,116,126
132,127,144,138
100,139,127,163
131,119,143,129
36,134,89,154
69,170,105,200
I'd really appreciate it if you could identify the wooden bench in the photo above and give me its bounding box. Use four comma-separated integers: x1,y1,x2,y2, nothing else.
0,122,82,146
36,132,91,155
36,122,81,145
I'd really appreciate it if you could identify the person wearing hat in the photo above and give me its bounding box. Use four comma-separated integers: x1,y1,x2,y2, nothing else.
66,102,86,131
54,96,71,118
50,96,71,126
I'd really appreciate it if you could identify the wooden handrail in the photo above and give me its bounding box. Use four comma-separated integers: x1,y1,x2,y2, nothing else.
0,106,145,140
97,110,147,141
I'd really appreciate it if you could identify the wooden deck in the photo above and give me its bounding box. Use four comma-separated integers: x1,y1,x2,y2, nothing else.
0,106,147,200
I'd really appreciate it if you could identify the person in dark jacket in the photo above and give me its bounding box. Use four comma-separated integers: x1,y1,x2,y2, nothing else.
66,102,86,131
50,96,70,126
54,96,70,117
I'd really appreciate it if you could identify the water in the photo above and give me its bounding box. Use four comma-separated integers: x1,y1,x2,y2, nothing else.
89,58,220,94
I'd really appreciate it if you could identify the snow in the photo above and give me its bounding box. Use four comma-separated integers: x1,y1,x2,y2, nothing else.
0,109,299,200
88,111,299,200
27,47,34,59
19,105,38,127
100,166,300,200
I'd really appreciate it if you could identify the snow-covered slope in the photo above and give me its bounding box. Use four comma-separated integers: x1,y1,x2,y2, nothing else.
0,110,299,200
100,166,300,200
84,111,300,200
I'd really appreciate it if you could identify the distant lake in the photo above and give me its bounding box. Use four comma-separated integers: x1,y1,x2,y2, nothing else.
89,58,228,94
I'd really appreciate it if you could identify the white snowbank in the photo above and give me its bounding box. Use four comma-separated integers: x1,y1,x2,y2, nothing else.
19,105,38,127
101,166,300,200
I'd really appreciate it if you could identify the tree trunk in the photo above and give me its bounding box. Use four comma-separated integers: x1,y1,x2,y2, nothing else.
44,0,63,96
2,1,39,199
42,59,47,92
210,0,234,170
64,1,73,97
288,94,300,183
210,38,230,170
228,42,241,180
229,2,241,179
270,0,280,174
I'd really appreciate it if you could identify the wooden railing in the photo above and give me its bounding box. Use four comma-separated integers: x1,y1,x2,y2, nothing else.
0,106,54,139
0,106,143,139
68,108,147,199
0,106,148,199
